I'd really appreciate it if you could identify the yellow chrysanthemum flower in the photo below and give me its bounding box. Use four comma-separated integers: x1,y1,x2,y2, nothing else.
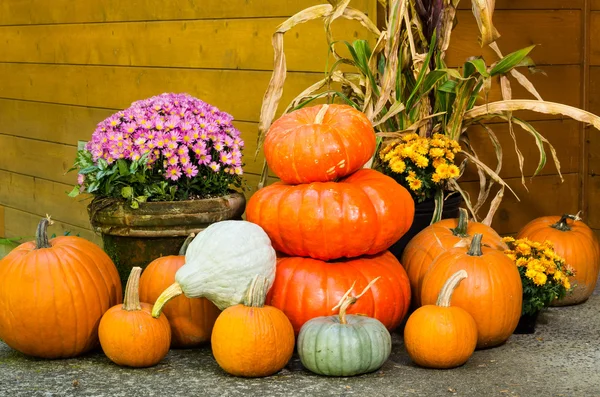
430,138,445,148
414,155,429,168
533,272,547,286
525,268,537,280
563,279,571,289
516,257,528,267
402,133,418,142
432,173,442,183
401,146,414,157
390,159,406,174
408,178,423,191
432,158,446,169
407,170,416,178
429,147,445,158
516,243,531,256
503,236,516,243
447,164,460,178
445,151,455,161
506,253,516,261
553,271,564,282
435,163,449,178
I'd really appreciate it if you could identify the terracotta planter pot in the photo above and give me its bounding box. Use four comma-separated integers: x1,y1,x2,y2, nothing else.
88,192,246,284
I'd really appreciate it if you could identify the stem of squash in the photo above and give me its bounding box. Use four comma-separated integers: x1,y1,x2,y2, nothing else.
122,267,142,311
35,216,54,249
314,104,329,124
550,213,581,232
333,277,381,325
243,275,270,307
178,233,196,256
436,270,468,307
467,233,483,257
151,282,183,318
450,208,469,237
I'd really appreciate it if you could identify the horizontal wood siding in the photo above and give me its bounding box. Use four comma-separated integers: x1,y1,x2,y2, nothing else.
0,0,588,239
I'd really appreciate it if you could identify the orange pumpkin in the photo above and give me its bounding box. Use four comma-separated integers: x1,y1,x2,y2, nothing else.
246,168,414,260
99,267,171,368
517,214,600,306
264,104,376,184
0,218,122,358
401,208,507,307
211,276,295,377
139,235,220,348
421,234,522,349
404,270,478,369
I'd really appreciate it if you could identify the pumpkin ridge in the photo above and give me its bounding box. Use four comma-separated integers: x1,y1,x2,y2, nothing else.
48,249,76,357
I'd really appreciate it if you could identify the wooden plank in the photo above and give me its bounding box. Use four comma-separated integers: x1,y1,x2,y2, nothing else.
589,67,600,115
594,0,600,11
0,170,91,229
460,173,579,235
0,10,577,70
458,0,582,9
590,13,600,65
0,64,580,124
461,119,580,181
4,207,100,244
0,205,4,237
0,0,373,25
586,173,600,228
446,10,581,67
0,18,373,73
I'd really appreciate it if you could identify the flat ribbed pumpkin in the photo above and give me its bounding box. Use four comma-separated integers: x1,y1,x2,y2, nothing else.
421,234,522,349
401,208,507,307
139,235,220,348
0,218,122,358
517,214,600,306
246,168,414,260
263,104,376,184
266,251,411,334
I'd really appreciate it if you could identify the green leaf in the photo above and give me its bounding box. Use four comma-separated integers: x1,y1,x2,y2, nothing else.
130,200,139,209
88,181,100,193
464,58,489,78
121,186,133,199
78,166,97,175
67,186,80,198
117,159,130,176
77,140,88,151
438,80,458,93
490,45,536,76
135,196,148,203
406,32,437,110
97,158,108,171
421,70,448,96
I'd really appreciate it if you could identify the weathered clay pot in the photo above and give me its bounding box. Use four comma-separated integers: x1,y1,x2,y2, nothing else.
88,192,246,284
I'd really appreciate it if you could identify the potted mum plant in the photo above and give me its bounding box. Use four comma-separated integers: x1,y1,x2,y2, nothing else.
255,0,600,243
69,93,246,282
503,236,574,334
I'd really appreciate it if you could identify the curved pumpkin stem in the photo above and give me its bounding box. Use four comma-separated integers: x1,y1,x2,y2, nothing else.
314,104,329,124
436,270,468,307
151,282,183,318
178,233,196,256
243,275,270,308
551,213,582,232
449,208,470,238
123,267,142,311
35,215,54,249
467,233,483,257
332,277,381,325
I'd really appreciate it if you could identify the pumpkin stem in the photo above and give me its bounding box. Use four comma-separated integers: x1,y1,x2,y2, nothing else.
550,213,581,232
436,270,468,307
467,233,483,257
178,233,196,256
314,104,329,124
243,275,270,308
449,208,469,237
332,277,381,325
122,267,142,311
35,215,54,249
151,282,183,318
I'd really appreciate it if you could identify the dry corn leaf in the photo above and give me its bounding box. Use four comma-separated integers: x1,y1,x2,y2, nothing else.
471,0,500,46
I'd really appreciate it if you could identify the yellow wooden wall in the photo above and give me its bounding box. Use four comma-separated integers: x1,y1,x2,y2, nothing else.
0,0,594,242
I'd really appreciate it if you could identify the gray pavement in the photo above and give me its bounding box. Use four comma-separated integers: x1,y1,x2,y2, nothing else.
1,292,599,397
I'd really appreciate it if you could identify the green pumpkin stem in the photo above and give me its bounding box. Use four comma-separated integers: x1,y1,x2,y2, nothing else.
178,233,196,256
436,270,468,307
450,208,470,238
467,233,483,257
243,275,270,308
333,277,381,325
151,282,183,318
35,215,54,249
550,212,582,232
123,267,142,311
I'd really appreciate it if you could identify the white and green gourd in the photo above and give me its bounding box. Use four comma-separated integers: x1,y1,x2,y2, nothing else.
151,220,277,317
297,277,392,376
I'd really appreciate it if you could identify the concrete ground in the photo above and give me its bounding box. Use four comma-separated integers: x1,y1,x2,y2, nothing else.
1,292,599,397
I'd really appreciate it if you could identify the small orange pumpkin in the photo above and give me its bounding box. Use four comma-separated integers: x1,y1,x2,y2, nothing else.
401,208,507,308
517,214,600,306
211,275,295,377
404,270,478,369
139,234,220,348
421,234,522,349
99,267,171,368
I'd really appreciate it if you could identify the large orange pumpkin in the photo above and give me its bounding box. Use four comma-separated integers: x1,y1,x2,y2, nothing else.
139,235,221,348
0,218,122,358
212,276,295,377
263,104,376,184
246,168,414,260
421,234,522,349
401,208,507,307
266,251,411,334
517,214,600,306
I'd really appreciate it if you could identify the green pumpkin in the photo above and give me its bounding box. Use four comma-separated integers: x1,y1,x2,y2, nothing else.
297,278,392,376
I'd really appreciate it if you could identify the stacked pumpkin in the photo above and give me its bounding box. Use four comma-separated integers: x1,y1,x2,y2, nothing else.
246,104,415,338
